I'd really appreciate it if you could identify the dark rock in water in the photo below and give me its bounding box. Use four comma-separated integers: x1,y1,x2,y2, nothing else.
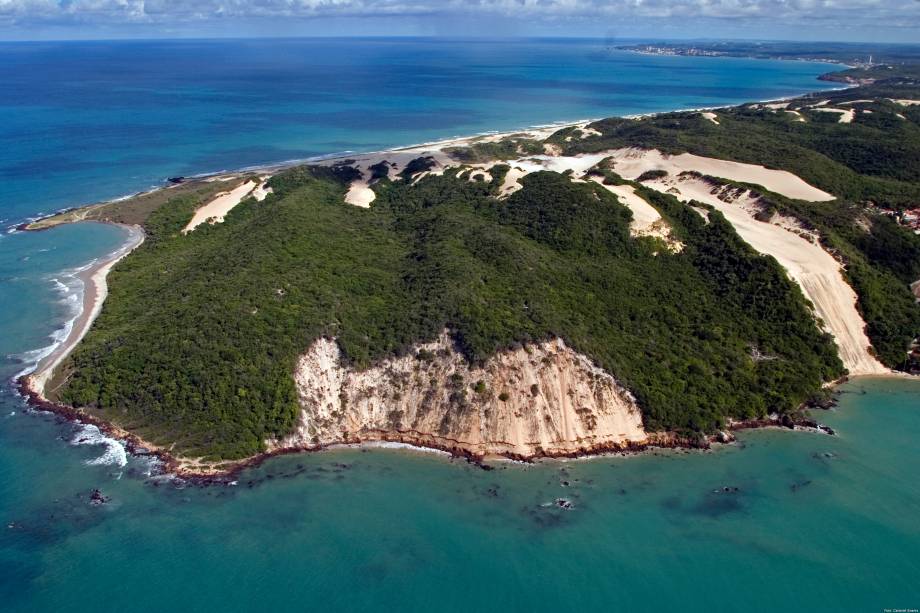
781,414,796,429
817,424,836,435
554,498,574,510
790,480,812,493
89,489,109,506
713,486,740,494
560,480,570,487
167,176,186,184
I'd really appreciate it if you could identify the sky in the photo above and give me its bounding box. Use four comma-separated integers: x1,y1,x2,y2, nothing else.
0,0,918,42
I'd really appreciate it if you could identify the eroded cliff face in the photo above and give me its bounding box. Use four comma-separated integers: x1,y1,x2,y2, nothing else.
272,331,648,459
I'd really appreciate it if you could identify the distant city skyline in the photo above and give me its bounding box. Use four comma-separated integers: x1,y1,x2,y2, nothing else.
0,0,918,43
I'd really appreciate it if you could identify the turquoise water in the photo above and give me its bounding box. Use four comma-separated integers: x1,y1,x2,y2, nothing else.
1,379,917,611
1,39,916,611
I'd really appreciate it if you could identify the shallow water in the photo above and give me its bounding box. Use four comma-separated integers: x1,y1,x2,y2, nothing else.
0,39,915,612
0,378,917,612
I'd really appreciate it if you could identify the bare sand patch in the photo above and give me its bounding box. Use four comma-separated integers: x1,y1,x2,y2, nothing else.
701,112,720,125
811,107,855,123
589,178,682,251
607,148,834,202
183,180,256,233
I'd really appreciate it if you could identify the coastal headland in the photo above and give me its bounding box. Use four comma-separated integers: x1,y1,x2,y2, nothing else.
15,62,920,479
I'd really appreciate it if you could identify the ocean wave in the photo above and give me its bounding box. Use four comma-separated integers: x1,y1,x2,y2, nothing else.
8,270,85,379
71,424,128,467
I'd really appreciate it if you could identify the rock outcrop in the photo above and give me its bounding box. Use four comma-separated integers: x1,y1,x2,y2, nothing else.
273,330,648,458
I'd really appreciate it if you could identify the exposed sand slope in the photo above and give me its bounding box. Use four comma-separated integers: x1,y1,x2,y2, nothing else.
183,180,256,233
811,107,855,123
499,166,529,198
344,169,376,208
631,173,887,376
32,225,145,397
889,99,920,106
606,148,834,202
701,112,720,124
274,330,647,458
786,110,806,122
250,180,273,202
589,178,682,251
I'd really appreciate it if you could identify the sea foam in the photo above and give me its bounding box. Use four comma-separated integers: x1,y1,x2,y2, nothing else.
71,424,128,467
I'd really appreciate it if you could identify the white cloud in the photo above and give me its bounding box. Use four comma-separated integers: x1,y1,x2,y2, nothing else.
0,0,918,28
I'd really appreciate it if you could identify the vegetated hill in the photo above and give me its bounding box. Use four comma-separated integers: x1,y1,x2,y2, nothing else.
556,80,920,369
56,161,845,460
53,77,920,462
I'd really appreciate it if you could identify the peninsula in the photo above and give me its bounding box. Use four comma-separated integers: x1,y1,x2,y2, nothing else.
19,63,920,476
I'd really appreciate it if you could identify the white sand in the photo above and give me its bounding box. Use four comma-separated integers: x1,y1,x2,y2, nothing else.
590,178,683,251
889,99,920,106
606,148,835,201
701,112,720,125
250,179,273,202
633,173,887,376
183,180,256,233
344,168,376,208
811,107,855,123
499,166,528,198
763,101,791,110
786,110,806,122
344,181,375,208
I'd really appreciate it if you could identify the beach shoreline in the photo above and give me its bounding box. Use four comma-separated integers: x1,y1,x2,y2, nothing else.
27,223,144,399
16,83,857,234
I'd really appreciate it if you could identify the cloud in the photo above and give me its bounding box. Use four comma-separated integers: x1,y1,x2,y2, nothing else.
1,0,918,30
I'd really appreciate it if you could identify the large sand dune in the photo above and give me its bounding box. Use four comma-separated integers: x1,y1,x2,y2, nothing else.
628,171,887,376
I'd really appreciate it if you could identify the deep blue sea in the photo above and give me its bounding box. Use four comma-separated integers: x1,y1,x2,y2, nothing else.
1,39,917,612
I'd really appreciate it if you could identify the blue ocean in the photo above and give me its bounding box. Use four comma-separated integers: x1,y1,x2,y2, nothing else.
1,39,917,612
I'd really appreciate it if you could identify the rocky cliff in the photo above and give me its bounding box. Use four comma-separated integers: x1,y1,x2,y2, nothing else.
272,330,648,459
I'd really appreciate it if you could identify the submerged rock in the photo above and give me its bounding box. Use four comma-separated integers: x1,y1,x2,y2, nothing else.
89,489,109,506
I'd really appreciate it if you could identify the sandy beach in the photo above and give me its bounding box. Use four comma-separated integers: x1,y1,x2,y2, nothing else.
29,223,145,398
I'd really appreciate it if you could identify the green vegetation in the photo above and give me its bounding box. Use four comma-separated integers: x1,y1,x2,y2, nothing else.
445,137,543,163
557,80,920,369
59,161,844,459
50,73,920,460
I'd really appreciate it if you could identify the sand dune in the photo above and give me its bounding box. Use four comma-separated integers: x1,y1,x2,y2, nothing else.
183,180,256,233
606,148,834,202
812,107,855,123
631,173,887,376
589,178,682,251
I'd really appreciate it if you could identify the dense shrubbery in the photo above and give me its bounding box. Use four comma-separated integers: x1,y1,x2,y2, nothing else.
56,80,920,459
60,164,844,459
560,83,920,369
